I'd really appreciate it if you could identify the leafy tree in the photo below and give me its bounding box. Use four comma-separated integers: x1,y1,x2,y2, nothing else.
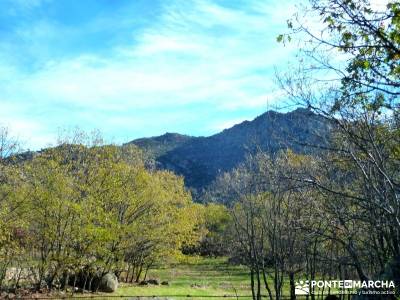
277,0,400,286
0,130,205,293
0,127,24,288
182,203,232,257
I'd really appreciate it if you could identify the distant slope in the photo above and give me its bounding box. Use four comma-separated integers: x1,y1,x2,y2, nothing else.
126,108,332,197
131,132,196,158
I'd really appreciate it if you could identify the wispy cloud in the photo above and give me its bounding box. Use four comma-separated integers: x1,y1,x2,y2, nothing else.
0,0,297,149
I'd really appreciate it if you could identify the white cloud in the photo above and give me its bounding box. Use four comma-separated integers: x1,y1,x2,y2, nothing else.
0,116,55,150
370,0,389,11
1,0,298,149
14,1,293,108
219,90,287,110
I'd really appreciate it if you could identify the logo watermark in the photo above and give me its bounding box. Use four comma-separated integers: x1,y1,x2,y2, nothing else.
295,281,310,295
295,280,396,296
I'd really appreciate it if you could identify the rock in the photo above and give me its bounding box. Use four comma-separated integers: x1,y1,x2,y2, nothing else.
146,279,159,285
161,281,169,286
98,273,118,293
191,283,206,288
138,279,160,286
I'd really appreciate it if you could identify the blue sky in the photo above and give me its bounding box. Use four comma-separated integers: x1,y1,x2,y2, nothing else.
0,0,299,149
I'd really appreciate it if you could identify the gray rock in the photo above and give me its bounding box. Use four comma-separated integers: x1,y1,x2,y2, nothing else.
146,279,159,285
98,273,118,293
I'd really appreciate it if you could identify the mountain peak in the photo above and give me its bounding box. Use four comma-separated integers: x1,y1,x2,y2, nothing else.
158,132,193,140
129,108,331,199
126,132,196,158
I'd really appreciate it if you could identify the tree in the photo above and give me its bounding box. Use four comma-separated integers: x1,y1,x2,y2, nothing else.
0,129,205,294
0,127,24,288
0,126,19,161
279,0,400,109
199,203,232,257
23,150,79,289
277,0,400,293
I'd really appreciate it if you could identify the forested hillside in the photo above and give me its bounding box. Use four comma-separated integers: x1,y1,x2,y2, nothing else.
127,108,332,197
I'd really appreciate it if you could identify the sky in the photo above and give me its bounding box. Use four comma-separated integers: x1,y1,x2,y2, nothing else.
0,0,300,150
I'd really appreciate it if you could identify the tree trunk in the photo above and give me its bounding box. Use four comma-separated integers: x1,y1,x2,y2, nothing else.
289,272,296,300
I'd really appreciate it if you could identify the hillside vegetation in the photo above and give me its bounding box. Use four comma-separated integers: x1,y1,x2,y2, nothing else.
127,108,332,198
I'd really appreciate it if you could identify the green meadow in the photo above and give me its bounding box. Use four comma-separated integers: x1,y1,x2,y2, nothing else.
102,257,381,300
113,257,251,299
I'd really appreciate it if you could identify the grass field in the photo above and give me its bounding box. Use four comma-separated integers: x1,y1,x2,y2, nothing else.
81,257,396,300
113,256,251,299
7,256,386,299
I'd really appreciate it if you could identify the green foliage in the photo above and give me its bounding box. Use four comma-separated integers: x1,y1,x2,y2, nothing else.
282,0,400,114
183,204,232,257
274,0,400,296
0,164,28,287
0,136,204,292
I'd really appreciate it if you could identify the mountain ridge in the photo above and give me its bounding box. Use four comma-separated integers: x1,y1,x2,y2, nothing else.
126,108,332,197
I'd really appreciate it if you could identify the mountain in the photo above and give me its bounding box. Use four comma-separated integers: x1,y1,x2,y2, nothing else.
126,108,332,197
132,133,196,158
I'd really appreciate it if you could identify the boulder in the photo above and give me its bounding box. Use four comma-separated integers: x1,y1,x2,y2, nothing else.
98,273,118,293
191,283,206,288
161,281,169,286
146,279,159,285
